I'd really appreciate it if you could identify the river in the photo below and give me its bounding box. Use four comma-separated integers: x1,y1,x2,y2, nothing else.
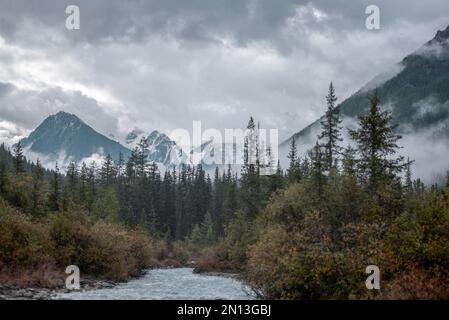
55,268,254,300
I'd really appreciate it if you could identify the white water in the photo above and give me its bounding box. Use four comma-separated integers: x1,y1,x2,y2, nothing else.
56,268,254,300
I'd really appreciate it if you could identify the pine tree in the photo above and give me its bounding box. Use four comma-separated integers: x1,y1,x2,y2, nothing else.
93,186,119,222
404,158,413,195
287,136,301,183
136,138,149,179
86,162,98,210
13,142,25,174
100,154,116,186
31,159,47,217
318,82,342,170
267,160,284,195
79,162,88,203
211,167,225,236
65,162,80,208
223,164,238,225
201,211,215,246
0,160,9,197
241,117,261,219
349,92,406,194
309,142,326,202
48,163,60,211
341,146,360,222
115,152,125,178
144,204,160,237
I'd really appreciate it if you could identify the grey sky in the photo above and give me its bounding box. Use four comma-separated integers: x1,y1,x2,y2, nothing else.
0,0,448,144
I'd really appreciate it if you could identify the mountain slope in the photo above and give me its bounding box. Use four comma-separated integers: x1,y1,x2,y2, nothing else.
20,111,131,167
283,24,449,147
280,24,449,180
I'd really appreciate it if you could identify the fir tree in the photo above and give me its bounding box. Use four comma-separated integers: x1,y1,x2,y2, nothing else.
0,160,8,197
13,142,25,174
79,162,89,203
241,117,261,219
318,82,342,170
349,92,406,194
404,158,413,195
309,142,326,202
31,159,47,217
287,136,301,183
100,154,116,186
48,162,60,211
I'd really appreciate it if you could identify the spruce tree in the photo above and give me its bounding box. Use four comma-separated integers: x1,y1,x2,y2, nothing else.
309,142,326,202
287,136,301,183
136,138,149,179
65,162,80,207
79,162,88,203
404,158,413,195
241,117,261,219
48,163,60,211
31,159,47,217
0,160,8,197
341,146,360,222
211,167,225,236
349,92,406,194
100,154,116,186
318,82,342,170
13,142,25,174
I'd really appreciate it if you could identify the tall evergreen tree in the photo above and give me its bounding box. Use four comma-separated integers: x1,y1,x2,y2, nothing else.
48,163,61,211
79,162,88,203
211,167,225,236
13,142,25,174
349,92,406,194
100,154,116,186
309,142,326,202
136,138,149,179
0,159,8,197
241,117,261,219
287,136,301,183
31,159,47,217
318,82,342,170
404,158,413,195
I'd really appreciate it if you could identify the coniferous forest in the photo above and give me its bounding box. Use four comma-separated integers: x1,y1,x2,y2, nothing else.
1,86,449,299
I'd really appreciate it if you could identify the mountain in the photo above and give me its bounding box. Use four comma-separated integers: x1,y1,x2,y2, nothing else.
281,24,449,180
20,112,196,171
125,129,186,166
19,111,131,168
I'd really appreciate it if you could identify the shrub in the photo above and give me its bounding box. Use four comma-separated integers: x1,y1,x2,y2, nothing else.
0,199,164,286
0,198,52,270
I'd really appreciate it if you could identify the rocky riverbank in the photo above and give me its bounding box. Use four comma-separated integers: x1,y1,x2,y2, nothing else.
0,279,116,300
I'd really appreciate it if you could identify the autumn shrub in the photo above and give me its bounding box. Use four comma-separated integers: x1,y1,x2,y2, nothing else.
83,222,154,280
248,211,360,299
0,199,162,286
376,264,449,299
194,242,235,273
245,183,449,300
46,210,91,268
0,198,52,270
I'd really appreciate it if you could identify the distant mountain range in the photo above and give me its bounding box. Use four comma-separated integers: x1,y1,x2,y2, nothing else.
18,111,208,171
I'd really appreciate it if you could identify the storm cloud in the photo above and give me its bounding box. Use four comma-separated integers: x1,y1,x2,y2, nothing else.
0,0,448,144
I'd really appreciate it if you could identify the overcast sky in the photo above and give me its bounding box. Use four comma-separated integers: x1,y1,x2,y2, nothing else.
0,0,448,144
